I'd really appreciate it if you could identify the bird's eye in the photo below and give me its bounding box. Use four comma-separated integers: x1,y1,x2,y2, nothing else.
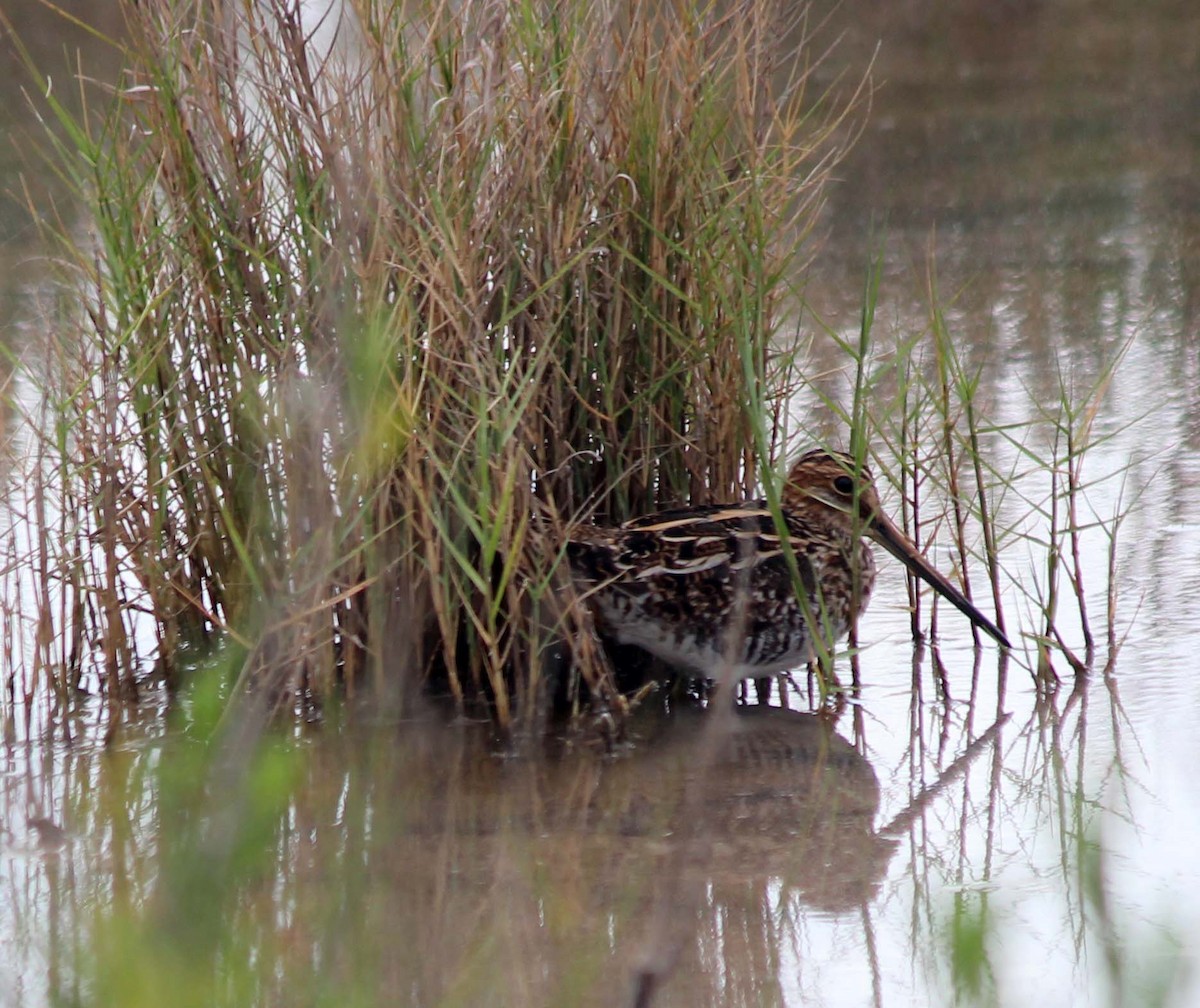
833,475,854,496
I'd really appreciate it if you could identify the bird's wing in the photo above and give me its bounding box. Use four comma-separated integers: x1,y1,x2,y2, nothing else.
568,505,806,583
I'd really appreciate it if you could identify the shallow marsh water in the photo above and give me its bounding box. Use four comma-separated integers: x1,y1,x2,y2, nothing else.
2,1,1200,1005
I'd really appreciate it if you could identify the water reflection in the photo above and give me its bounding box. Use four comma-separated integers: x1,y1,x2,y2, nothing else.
1,685,1028,1008
803,0,1200,394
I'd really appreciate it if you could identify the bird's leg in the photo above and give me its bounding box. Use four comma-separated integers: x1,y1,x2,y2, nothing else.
753,675,772,705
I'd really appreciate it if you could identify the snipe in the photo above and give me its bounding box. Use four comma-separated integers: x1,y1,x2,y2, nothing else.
567,449,1009,681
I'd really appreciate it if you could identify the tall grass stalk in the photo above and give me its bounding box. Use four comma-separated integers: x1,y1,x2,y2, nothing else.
3,0,852,734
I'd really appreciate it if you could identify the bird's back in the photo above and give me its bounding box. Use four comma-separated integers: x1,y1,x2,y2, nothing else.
567,501,875,679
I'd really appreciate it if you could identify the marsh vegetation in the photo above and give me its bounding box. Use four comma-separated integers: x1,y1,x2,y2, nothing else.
4,0,867,736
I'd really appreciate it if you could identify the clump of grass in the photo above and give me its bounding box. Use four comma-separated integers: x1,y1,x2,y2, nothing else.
1018,346,1134,683
3,0,853,734
860,258,1138,693
794,247,1140,697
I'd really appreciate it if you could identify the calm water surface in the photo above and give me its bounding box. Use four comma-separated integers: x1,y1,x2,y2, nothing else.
2,2,1199,1006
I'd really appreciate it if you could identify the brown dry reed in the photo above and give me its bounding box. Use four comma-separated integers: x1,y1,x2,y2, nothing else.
4,0,854,736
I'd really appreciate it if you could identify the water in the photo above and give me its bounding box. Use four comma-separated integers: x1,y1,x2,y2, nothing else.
2,1,1200,1005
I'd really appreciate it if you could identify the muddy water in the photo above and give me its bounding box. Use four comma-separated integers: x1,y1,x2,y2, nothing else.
3,1,1200,1006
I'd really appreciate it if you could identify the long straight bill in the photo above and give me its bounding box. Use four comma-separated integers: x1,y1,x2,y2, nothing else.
868,511,1011,649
